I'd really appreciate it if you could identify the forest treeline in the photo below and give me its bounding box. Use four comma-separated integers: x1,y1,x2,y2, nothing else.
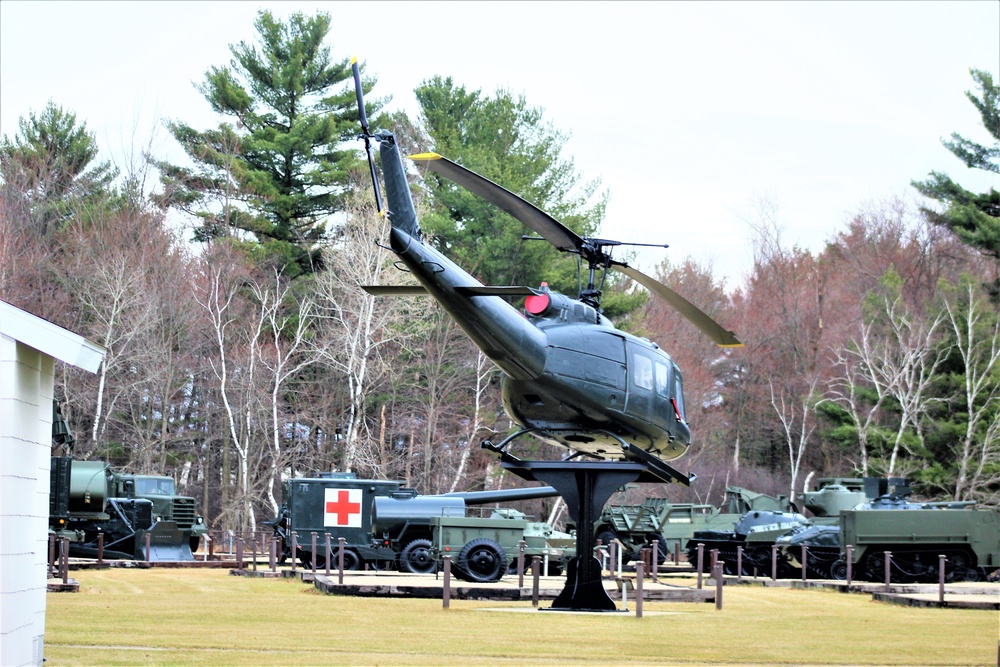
1,11,997,532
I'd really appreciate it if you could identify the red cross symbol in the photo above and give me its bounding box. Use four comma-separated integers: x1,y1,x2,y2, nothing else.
324,489,362,526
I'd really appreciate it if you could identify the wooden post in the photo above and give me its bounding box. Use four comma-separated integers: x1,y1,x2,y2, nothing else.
338,537,346,585
674,541,680,566
771,545,778,581
325,534,332,577
696,543,705,589
48,533,56,577
609,540,617,578
652,540,659,583
251,538,258,572
531,556,541,607
270,537,276,572
60,537,69,584
884,552,892,592
635,561,644,618
97,532,104,564
442,555,452,609
846,545,853,585
145,532,152,565
715,561,724,611
311,532,318,573
291,532,297,574
517,540,526,588
736,545,743,582
801,545,808,583
938,554,946,604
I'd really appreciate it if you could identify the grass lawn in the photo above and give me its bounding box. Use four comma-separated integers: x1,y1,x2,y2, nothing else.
43,568,998,666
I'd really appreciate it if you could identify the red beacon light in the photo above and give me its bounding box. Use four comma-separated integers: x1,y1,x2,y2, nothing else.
525,282,551,316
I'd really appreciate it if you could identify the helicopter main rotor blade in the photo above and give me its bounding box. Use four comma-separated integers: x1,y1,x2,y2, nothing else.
615,265,744,348
409,153,584,254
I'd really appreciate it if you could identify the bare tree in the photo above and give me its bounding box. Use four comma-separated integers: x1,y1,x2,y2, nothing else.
249,270,322,515
194,250,262,532
312,183,417,475
941,281,1000,501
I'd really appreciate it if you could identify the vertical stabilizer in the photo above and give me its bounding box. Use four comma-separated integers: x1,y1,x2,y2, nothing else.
378,132,421,240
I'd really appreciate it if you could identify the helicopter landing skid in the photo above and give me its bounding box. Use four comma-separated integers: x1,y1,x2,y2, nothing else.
481,432,695,612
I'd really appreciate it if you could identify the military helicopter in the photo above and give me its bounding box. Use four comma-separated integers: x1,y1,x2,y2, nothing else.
351,59,741,609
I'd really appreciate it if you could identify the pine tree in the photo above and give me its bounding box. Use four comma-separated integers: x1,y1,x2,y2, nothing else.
913,69,1000,295
413,76,606,291
156,10,378,278
0,101,116,235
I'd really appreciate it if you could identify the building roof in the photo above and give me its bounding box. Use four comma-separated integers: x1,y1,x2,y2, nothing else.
0,299,106,373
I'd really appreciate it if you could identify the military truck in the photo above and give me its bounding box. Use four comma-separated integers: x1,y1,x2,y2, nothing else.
49,457,206,561
587,486,795,563
267,473,561,572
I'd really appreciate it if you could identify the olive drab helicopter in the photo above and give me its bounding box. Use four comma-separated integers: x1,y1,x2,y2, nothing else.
351,59,741,610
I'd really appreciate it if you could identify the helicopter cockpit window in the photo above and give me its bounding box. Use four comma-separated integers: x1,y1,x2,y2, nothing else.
632,353,654,390
654,361,669,397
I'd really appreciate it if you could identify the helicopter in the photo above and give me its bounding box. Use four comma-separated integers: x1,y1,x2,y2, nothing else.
350,59,741,609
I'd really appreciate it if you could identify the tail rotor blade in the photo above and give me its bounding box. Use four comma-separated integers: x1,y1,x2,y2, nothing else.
352,56,384,214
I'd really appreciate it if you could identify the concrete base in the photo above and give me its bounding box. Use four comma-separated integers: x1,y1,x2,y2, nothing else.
46,578,79,593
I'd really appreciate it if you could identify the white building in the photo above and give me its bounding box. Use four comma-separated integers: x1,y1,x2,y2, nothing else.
0,300,105,667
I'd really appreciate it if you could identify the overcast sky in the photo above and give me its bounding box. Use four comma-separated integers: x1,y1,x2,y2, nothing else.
2,1,997,290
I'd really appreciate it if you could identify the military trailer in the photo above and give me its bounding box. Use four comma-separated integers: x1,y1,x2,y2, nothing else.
268,474,561,572
49,457,205,561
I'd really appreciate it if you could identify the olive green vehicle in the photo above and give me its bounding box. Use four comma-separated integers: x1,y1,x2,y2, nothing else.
269,474,561,573
588,486,794,563
833,499,1000,582
686,478,874,576
49,457,207,561
428,508,574,582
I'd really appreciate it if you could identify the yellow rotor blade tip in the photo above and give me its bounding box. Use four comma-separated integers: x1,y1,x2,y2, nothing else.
409,152,443,161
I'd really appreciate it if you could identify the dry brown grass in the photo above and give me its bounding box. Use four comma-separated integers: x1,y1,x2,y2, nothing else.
43,568,998,666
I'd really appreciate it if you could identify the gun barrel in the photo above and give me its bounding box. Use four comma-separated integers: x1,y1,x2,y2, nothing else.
438,486,560,505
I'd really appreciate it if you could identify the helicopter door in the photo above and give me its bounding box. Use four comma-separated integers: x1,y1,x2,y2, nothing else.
625,346,658,423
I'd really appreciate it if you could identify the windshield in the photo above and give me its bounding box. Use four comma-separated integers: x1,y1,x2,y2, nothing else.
135,477,174,495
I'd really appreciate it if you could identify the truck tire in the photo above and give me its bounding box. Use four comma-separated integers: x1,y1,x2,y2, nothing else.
457,538,507,583
399,539,436,574
331,547,360,571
